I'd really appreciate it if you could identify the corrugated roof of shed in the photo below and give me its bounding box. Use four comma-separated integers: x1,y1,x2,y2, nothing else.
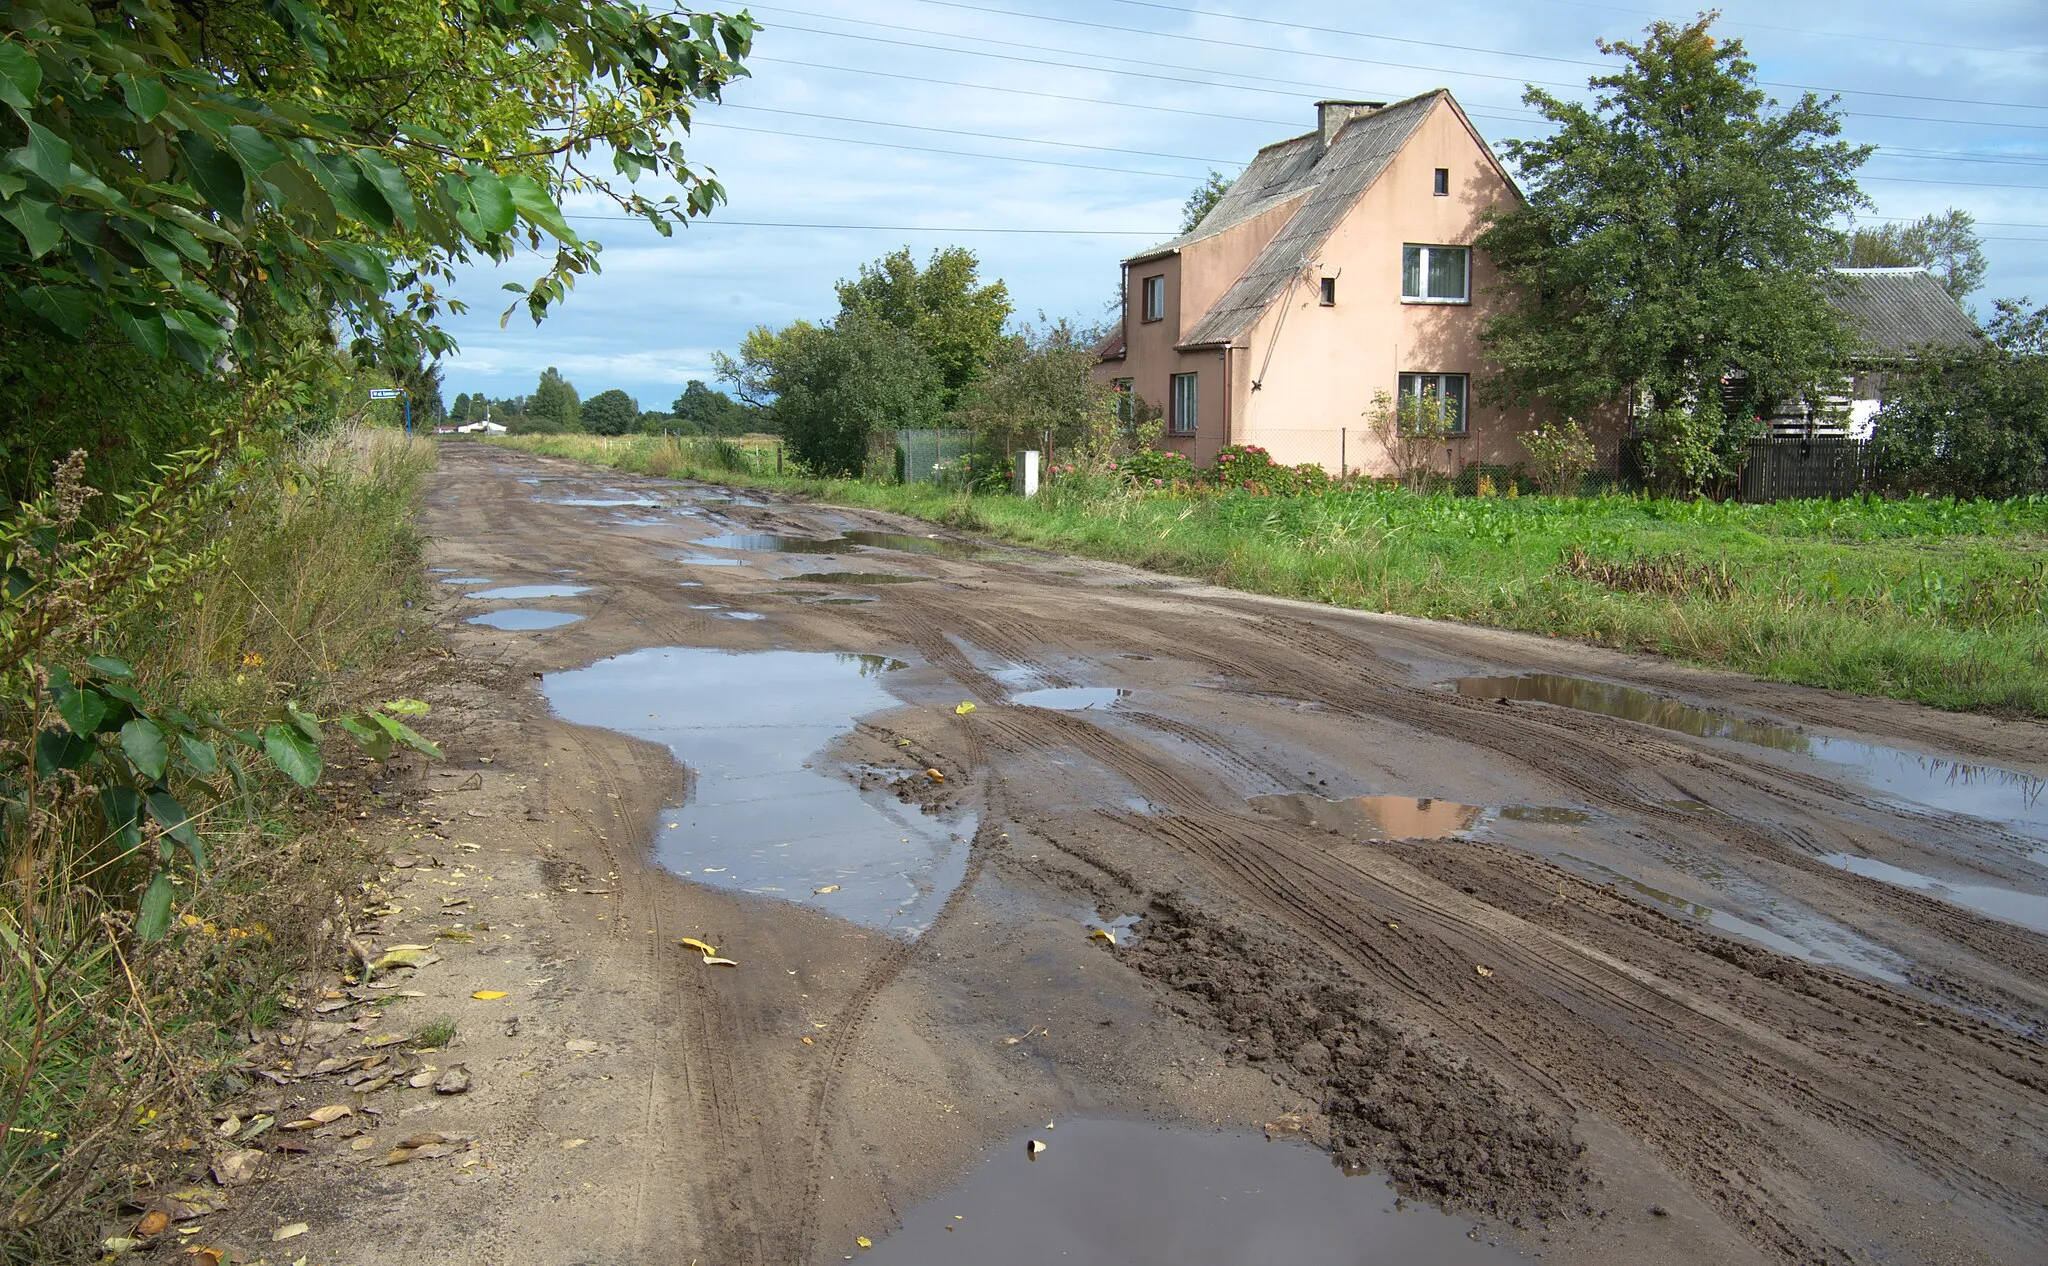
1828,267,1982,359
1180,91,1444,348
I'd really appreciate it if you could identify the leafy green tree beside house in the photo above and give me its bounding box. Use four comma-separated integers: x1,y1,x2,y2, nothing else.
1842,210,1987,304
1477,16,1869,495
772,313,944,476
517,366,581,433
835,247,1011,408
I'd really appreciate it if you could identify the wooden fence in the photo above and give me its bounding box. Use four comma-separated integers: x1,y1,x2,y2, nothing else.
1738,437,1869,502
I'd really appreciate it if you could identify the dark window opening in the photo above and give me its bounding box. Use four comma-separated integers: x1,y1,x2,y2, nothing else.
1141,274,1166,322
1433,168,1450,196
1319,277,1337,306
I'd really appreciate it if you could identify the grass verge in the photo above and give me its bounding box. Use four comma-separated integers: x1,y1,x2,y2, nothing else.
496,433,2048,716
1,426,435,1259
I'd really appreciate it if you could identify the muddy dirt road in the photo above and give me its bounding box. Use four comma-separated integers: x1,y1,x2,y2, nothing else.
256,444,2048,1265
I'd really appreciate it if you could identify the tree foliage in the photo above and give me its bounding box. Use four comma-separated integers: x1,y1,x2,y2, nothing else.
835,246,1010,407
1842,210,1986,303
1180,169,1233,233
0,0,757,369
950,320,1116,459
1477,15,1869,489
1868,298,2048,498
581,388,638,435
527,366,580,431
668,379,754,434
772,313,942,476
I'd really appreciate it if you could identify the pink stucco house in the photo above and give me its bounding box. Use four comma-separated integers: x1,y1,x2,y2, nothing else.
1095,90,1599,477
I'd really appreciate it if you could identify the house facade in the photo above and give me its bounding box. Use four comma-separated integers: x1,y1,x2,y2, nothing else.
1095,90,1606,476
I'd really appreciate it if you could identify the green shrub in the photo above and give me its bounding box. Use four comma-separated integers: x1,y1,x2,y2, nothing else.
1116,449,1195,488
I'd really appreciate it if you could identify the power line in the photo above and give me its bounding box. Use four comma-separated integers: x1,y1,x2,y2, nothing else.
1069,0,2048,111
719,103,1242,165
752,10,2048,133
1505,0,2046,56
562,214,1170,235
695,120,1219,179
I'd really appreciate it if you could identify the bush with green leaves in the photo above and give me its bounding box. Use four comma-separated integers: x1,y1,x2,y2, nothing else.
1868,299,2047,499
1114,448,1195,489
1520,419,1598,495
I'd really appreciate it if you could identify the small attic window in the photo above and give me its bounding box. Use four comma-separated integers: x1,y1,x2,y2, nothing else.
1433,168,1450,196
1319,277,1337,306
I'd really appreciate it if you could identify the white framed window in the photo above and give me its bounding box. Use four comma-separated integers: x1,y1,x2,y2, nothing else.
1170,371,1198,434
1398,372,1469,435
1401,244,1469,303
1141,274,1166,322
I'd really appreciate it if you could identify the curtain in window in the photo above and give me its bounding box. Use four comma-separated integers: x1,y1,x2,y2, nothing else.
1401,246,1422,297
1428,247,1467,300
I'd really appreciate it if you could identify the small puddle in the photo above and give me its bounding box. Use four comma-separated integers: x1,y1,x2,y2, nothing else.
1454,674,2048,840
1252,793,1485,841
790,572,924,585
467,610,583,630
863,1119,1520,1265
678,555,748,567
468,584,589,601
720,611,766,622
542,496,664,508
1497,805,1593,825
436,576,494,586
842,529,984,557
1820,853,2048,934
1079,909,1143,944
805,596,878,605
1562,854,1909,983
697,532,844,554
1012,687,1127,712
542,648,971,935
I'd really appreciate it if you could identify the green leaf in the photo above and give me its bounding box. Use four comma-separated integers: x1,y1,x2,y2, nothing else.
467,169,515,235
6,122,71,188
355,152,416,229
146,789,199,847
177,134,247,223
224,124,284,179
0,195,64,257
112,304,170,359
178,734,219,776
504,173,578,243
137,873,174,942
118,73,170,122
85,654,134,679
20,284,95,337
262,723,322,786
34,729,95,776
0,41,41,115
383,698,431,715
368,711,442,759
335,714,392,761
99,786,145,855
121,718,170,780
321,241,389,290
285,700,323,743
55,683,112,736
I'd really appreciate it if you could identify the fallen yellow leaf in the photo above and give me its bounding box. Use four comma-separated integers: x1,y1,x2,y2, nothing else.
925,768,944,782
801,1036,814,1045
1089,927,1116,945
856,1236,873,1250
678,936,717,955
471,990,509,1000
702,956,738,967
1475,964,1495,978
954,702,976,715
813,885,841,895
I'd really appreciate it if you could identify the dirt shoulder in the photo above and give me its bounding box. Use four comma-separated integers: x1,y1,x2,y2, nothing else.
182,444,2047,1265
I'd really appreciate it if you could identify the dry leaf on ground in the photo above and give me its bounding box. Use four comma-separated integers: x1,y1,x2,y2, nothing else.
470,990,509,1000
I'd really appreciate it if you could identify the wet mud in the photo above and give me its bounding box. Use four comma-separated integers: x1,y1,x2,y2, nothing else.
400,447,2048,1266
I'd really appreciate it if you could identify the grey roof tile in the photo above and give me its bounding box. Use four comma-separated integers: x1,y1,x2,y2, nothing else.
1180,91,1444,348
1828,267,1981,359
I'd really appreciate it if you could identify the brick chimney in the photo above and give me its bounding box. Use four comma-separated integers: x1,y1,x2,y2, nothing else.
1316,100,1385,149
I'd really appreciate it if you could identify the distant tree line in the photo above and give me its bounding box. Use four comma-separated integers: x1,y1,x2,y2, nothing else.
446,369,760,437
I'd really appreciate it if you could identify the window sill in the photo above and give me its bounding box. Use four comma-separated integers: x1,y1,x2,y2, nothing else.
1139,316,1164,324
1400,297,1471,306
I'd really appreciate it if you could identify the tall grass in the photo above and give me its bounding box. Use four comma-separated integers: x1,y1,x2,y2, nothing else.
497,434,2048,716
0,425,433,1258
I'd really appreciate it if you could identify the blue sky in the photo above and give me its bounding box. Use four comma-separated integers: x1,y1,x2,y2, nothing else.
436,0,2048,412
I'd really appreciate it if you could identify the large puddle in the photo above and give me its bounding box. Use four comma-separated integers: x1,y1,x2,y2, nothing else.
468,583,588,601
1821,853,2048,934
1453,674,2047,840
790,571,925,585
863,1118,1521,1265
1252,793,1588,841
1012,686,1127,712
542,648,971,935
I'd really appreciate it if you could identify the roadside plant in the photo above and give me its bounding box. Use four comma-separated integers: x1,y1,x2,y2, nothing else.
1368,390,1456,492
1635,401,1731,498
1520,419,1597,495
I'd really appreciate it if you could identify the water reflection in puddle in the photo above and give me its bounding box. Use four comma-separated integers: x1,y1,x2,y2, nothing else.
864,1119,1519,1266
1079,909,1143,944
468,584,588,601
678,555,748,567
1453,674,2047,840
1256,794,1497,841
694,530,983,558
790,571,924,585
1821,853,2048,934
467,610,583,630
437,576,494,586
543,496,664,508
542,648,971,935
1012,687,1127,712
